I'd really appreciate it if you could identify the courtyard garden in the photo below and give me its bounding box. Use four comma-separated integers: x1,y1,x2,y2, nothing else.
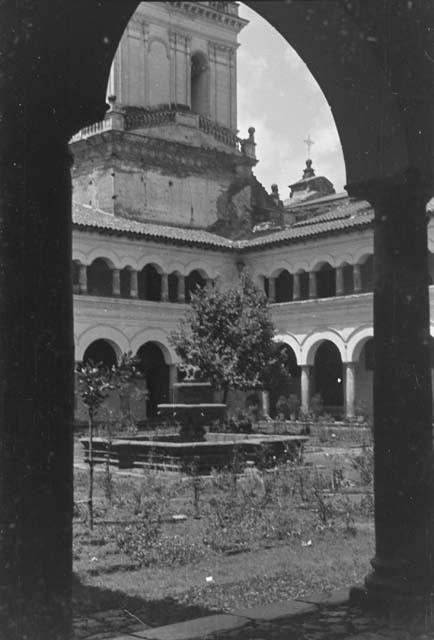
73,274,375,627
73,438,374,626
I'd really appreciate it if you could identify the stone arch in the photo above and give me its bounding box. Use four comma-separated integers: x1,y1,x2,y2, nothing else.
117,255,140,270
130,329,177,365
72,250,88,265
274,333,301,364
84,248,119,269
75,325,129,362
301,329,346,366
353,247,374,265
346,327,374,363
137,257,165,273
184,260,212,278
309,255,337,271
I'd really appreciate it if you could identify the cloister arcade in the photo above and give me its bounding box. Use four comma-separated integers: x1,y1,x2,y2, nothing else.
73,256,214,303
262,253,375,303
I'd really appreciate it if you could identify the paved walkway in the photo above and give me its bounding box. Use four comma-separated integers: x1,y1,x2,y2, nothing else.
74,588,434,639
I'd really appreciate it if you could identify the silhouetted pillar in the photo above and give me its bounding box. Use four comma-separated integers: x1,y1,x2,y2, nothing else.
130,270,138,298
178,274,186,302
309,271,317,299
336,266,344,296
300,365,311,414
161,273,169,302
293,273,301,300
78,264,88,294
112,268,121,296
353,264,362,293
268,277,276,302
349,174,434,612
0,102,74,638
344,362,356,419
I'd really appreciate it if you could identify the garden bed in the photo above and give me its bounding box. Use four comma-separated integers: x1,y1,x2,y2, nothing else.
73,447,374,622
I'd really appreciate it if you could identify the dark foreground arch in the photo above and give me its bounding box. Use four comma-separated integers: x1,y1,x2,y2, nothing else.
0,2,434,636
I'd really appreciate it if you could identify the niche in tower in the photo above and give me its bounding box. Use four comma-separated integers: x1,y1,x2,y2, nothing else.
191,51,209,116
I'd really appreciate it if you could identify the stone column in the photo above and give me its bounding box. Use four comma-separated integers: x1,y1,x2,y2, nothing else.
344,362,356,419
169,364,178,403
130,270,138,299
293,273,301,300
336,266,344,296
178,275,186,303
348,175,434,612
261,390,270,418
300,365,311,414
309,271,317,299
161,273,169,302
353,263,362,293
78,264,88,295
112,268,121,296
0,117,74,636
268,277,276,303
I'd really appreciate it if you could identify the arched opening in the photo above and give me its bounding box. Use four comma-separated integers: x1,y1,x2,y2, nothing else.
191,51,209,116
168,272,179,302
298,271,310,300
87,258,112,297
269,343,301,418
313,341,343,416
138,264,162,301
82,339,117,368
360,255,374,292
136,342,169,418
185,269,207,303
341,263,354,295
275,270,293,303
120,267,131,298
316,263,336,298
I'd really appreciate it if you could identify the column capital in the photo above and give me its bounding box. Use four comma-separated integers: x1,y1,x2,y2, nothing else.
346,169,434,209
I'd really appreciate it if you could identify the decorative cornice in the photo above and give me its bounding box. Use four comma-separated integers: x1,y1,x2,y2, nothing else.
170,1,248,32
71,129,252,177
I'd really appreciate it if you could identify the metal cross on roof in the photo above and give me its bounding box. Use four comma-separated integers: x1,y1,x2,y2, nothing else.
304,134,314,157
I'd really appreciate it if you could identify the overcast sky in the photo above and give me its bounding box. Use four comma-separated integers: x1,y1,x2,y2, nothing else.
237,3,346,200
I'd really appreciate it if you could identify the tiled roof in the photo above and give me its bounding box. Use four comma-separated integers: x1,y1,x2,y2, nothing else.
73,202,233,250
73,198,375,251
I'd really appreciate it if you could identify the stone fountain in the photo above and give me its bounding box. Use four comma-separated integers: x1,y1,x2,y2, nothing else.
80,366,308,472
157,370,226,441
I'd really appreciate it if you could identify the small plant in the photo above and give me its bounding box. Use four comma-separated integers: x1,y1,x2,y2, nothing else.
352,444,374,486
75,360,112,529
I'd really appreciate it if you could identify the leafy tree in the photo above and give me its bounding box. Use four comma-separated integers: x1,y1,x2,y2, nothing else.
170,272,276,404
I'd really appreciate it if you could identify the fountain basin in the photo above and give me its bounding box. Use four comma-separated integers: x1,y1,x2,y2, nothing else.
80,432,308,473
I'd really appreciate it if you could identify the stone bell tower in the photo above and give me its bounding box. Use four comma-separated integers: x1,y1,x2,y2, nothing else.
107,1,245,130
71,2,268,234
